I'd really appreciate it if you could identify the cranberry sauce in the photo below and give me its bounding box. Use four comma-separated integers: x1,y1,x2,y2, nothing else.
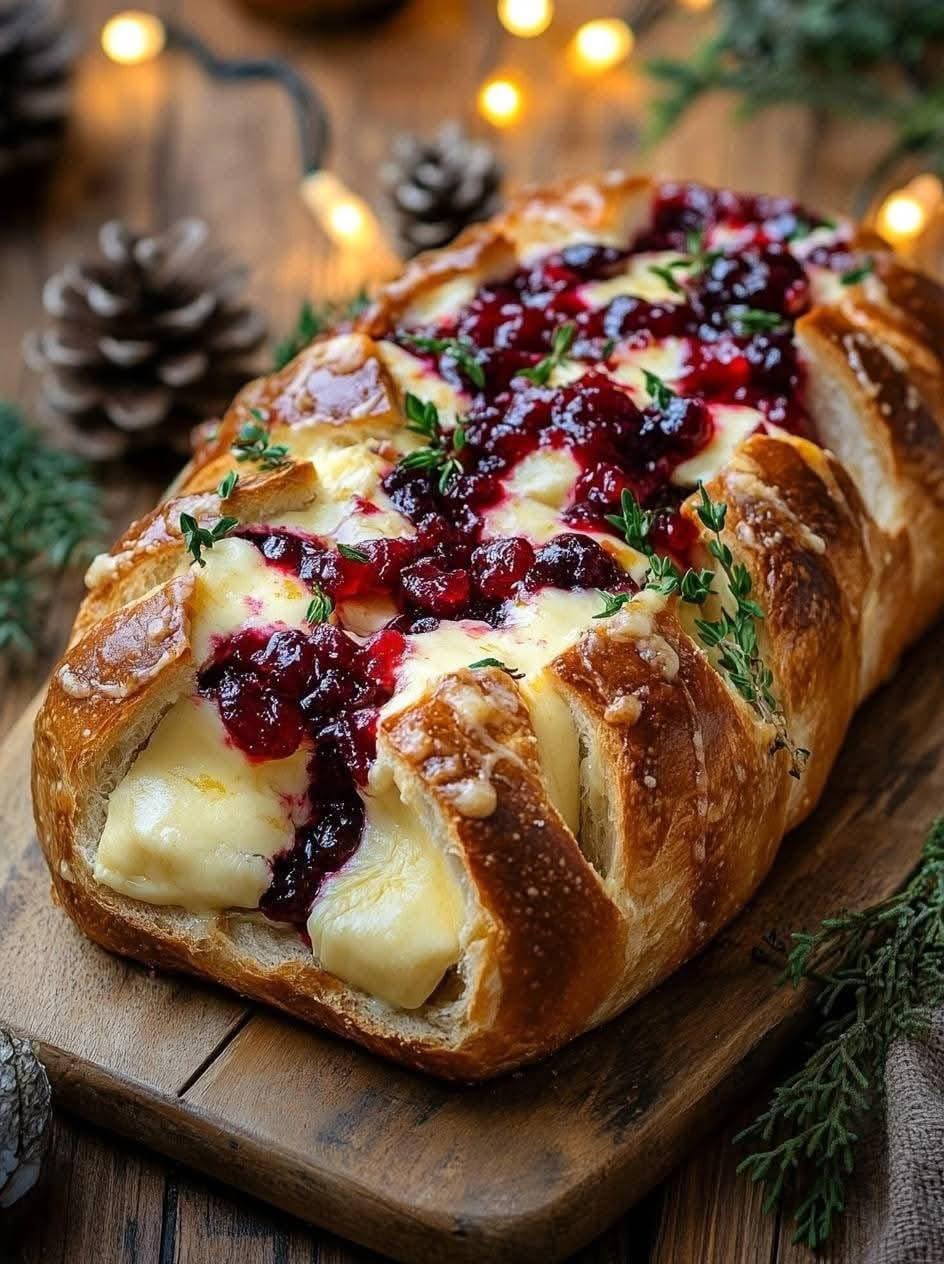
197,622,405,930
196,183,852,936
389,181,850,543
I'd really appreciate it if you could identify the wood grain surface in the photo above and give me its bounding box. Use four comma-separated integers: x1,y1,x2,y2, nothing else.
0,0,925,1260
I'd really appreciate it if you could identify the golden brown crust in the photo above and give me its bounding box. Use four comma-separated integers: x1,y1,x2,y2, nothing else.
30,171,944,1078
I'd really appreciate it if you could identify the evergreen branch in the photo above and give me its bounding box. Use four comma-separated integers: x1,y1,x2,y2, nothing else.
0,402,106,657
736,819,944,1248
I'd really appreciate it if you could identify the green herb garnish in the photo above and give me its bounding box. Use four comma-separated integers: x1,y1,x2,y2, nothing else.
232,410,291,471
840,260,874,286
648,261,688,295
398,393,465,494
468,657,525,680
605,488,655,555
727,307,786,334
306,585,334,624
273,291,370,370
594,590,634,618
216,471,238,500
642,370,676,410
337,543,369,563
401,333,486,390
736,818,944,1248
518,322,577,386
179,512,238,567
0,401,105,657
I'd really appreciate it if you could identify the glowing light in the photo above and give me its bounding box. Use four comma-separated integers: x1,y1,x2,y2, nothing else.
676,0,714,11
300,171,381,250
570,19,634,73
101,11,166,65
876,175,942,244
497,0,553,38
477,76,524,128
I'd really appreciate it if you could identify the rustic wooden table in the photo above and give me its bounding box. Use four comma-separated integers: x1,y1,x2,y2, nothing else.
1,1,891,1259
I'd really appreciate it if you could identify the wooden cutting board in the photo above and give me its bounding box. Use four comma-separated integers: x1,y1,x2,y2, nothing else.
2,623,943,1264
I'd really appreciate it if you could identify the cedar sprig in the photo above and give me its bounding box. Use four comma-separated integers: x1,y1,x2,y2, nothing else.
0,402,106,657
398,393,466,494
273,291,369,371
736,818,944,1248
645,2,944,214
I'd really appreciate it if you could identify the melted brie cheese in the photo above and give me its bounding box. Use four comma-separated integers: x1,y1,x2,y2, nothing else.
307,768,465,1009
192,537,311,663
673,404,763,486
580,253,689,308
96,696,309,910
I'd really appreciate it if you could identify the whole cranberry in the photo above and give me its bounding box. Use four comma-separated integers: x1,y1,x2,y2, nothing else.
250,629,317,695
215,666,304,760
471,536,536,599
527,532,621,590
697,245,809,317
401,557,471,616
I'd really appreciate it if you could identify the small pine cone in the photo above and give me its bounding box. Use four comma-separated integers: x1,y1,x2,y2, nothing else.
25,219,268,459
0,1029,52,1209
0,0,78,177
383,122,503,257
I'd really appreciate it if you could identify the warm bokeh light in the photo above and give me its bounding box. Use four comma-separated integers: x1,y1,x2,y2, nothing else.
570,19,634,73
676,0,714,11
300,171,381,250
497,0,553,38
876,175,942,244
101,11,166,65
477,75,524,128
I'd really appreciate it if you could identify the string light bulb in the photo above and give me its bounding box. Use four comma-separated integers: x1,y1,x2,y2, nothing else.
570,18,634,74
497,0,553,38
101,11,166,64
876,174,942,245
300,170,381,250
477,75,525,128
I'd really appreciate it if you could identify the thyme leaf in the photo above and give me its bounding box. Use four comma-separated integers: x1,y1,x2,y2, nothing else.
306,585,334,625
518,322,577,386
232,410,291,471
397,393,466,494
180,512,239,568
469,657,525,680
400,333,486,389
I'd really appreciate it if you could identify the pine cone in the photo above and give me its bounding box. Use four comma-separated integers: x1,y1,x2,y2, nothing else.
0,1029,51,1208
0,0,77,178
25,219,268,459
383,122,503,257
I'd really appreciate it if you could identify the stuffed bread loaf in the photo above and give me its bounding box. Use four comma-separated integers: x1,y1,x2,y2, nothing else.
32,174,944,1079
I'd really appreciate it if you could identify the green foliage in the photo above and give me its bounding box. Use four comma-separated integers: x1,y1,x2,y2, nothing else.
518,322,577,386
398,393,465,493
179,511,238,567
400,333,486,389
0,402,105,657
737,819,944,1247
232,410,291,471
306,585,334,625
647,2,944,206
468,657,525,679
272,291,370,371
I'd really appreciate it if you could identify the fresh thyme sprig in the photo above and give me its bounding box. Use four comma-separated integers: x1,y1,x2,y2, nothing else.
690,484,809,778
736,819,944,1249
398,393,465,494
217,471,238,499
642,370,676,410
232,409,291,471
594,590,634,619
337,543,369,563
180,512,238,567
273,291,369,370
469,657,525,680
602,484,807,777
727,307,786,334
0,402,106,657
649,233,722,295
306,585,334,625
518,322,577,386
400,333,486,389
840,259,874,287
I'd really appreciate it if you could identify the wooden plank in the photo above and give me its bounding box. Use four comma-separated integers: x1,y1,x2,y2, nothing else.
2,618,942,1263
2,1112,166,1264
